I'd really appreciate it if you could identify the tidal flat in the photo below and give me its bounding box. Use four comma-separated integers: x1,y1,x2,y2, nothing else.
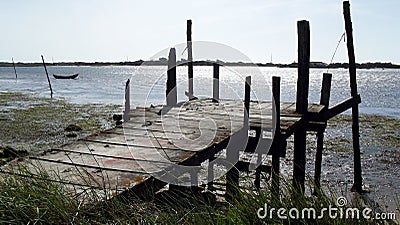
0,92,120,155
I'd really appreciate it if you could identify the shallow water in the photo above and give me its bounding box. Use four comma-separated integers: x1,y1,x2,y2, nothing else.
0,66,399,118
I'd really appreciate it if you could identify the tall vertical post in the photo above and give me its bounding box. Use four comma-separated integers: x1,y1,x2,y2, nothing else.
293,20,310,192
212,63,219,102
244,76,251,129
12,57,17,79
225,76,251,202
295,20,310,114
166,48,177,106
41,55,53,98
187,19,194,100
271,76,281,196
343,1,362,193
124,79,130,122
314,73,332,189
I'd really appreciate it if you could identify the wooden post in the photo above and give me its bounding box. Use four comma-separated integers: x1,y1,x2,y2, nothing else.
186,19,194,100
166,48,177,106
41,55,53,98
124,79,130,122
343,1,362,193
244,76,251,129
226,76,251,202
293,20,310,191
271,76,281,196
296,21,310,114
320,73,332,108
314,73,332,189
12,57,17,79
207,155,216,190
212,63,219,102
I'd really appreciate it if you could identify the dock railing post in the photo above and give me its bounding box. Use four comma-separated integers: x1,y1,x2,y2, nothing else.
343,1,362,193
293,20,310,192
271,76,281,196
123,79,130,122
212,63,219,102
166,48,177,106
186,19,194,100
314,73,332,190
244,76,251,129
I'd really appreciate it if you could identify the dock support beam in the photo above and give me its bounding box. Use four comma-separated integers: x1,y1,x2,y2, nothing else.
343,1,362,193
186,19,194,100
314,73,332,189
293,20,310,192
124,79,131,122
166,48,177,106
271,76,281,196
212,63,219,102
226,76,251,202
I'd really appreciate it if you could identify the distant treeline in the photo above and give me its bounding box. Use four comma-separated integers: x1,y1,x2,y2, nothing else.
0,60,399,69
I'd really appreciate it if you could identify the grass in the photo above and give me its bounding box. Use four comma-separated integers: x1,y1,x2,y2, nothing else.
1,165,398,224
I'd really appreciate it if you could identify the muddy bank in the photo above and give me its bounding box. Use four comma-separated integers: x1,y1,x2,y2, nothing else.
0,92,120,155
277,114,399,214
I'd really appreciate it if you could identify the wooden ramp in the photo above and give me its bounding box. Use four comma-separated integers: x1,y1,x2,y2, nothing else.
8,98,324,199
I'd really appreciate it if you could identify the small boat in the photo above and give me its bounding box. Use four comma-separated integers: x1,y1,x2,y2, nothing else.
53,73,79,79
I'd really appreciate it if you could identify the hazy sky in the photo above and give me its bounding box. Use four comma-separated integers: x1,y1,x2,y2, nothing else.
1,0,399,63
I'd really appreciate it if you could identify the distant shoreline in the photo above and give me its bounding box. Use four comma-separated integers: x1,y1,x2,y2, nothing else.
0,60,399,69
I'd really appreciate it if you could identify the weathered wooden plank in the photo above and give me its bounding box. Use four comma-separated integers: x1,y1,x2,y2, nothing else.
24,158,151,191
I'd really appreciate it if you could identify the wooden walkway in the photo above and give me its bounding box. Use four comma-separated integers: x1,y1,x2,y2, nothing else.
14,98,324,199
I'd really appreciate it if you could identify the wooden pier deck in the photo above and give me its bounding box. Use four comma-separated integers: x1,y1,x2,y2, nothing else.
15,98,324,198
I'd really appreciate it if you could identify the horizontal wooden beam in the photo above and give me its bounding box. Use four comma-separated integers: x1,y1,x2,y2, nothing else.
326,95,361,119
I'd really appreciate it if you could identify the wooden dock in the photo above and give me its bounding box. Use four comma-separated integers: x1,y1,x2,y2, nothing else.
16,98,325,199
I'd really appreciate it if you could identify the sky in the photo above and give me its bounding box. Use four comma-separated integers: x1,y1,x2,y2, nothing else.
0,0,399,64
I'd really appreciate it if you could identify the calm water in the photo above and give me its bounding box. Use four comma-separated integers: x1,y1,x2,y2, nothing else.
0,66,399,118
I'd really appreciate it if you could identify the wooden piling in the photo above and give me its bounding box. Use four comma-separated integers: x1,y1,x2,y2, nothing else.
12,57,17,79
187,19,194,99
124,79,131,122
207,155,216,190
244,76,251,128
226,76,251,202
343,1,362,193
293,20,310,191
212,63,219,102
41,55,53,98
314,73,332,189
320,73,332,109
296,20,310,114
166,48,177,106
271,76,281,196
